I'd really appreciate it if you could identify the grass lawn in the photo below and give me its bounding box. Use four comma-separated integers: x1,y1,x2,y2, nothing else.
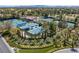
17,45,63,53
0,22,3,25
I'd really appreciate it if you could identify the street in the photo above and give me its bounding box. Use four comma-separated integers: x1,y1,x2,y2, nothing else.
0,35,14,53
54,48,79,53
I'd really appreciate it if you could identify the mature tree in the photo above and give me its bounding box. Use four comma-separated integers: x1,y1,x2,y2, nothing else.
49,21,56,36
58,21,67,28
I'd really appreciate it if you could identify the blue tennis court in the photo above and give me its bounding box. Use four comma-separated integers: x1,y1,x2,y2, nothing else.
67,23,75,28
11,19,43,35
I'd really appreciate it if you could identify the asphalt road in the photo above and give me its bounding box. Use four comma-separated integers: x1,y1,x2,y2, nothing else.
54,48,79,53
0,35,14,53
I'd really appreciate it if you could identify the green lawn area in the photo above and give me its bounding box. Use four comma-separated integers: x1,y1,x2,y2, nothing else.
17,46,63,53
0,22,3,25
